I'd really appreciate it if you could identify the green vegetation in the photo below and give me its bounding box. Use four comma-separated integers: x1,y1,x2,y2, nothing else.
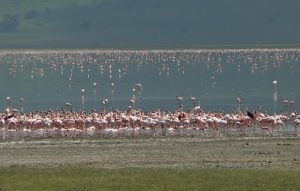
0,0,300,48
0,167,299,191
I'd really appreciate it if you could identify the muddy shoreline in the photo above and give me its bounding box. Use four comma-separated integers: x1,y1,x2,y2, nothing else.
0,137,299,169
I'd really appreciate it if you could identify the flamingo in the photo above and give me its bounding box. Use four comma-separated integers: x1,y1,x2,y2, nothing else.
294,119,300,135
0,104,299,140
176,96,184,109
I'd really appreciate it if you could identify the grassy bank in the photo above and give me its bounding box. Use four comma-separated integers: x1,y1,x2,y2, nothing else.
0,167,299,191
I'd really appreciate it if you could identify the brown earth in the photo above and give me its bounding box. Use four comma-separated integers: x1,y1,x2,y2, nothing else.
0,137,299,169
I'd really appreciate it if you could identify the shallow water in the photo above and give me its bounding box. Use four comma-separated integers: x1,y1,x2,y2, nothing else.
0,49,299,113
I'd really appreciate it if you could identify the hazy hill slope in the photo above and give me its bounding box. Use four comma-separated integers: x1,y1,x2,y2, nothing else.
0,0,299,48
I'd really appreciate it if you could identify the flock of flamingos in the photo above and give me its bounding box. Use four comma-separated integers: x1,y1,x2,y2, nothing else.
0,102,299,140
0,49,299,140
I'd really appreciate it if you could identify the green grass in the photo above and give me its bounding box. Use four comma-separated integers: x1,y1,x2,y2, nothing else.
0,167,299,191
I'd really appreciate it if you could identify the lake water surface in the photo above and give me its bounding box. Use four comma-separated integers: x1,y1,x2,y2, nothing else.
0,49,299,113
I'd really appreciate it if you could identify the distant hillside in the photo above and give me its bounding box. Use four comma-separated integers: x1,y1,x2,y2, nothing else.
0,0,299,48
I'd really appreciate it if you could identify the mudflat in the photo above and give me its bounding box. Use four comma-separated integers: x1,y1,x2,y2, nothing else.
0,137,299,169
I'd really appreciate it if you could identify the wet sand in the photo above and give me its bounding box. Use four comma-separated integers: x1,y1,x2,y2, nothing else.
0,137,299,169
